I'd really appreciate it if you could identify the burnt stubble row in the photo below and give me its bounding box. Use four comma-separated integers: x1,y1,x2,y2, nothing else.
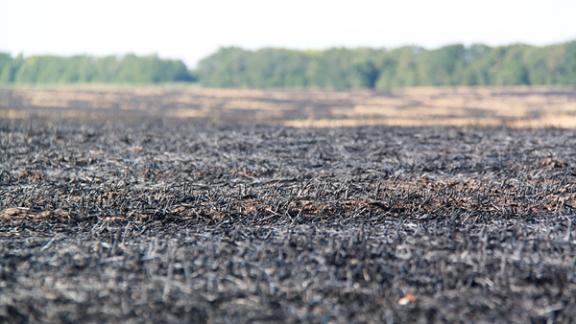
1,117,576,323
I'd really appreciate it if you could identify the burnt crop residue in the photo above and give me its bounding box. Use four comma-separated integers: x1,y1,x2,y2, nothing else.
1,117,576,323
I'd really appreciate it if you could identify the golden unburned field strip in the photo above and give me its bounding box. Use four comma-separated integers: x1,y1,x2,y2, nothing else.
1,86,575,127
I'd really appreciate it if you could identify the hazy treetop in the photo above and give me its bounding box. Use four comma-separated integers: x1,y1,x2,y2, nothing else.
2,41,575,88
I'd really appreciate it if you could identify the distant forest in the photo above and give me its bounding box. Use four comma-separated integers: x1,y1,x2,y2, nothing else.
0,54,195,84
1,41,576,89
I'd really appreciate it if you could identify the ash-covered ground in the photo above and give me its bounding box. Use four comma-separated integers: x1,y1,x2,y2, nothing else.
1,117,576,323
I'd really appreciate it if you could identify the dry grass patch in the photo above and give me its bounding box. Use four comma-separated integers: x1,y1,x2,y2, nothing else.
0,208,71,221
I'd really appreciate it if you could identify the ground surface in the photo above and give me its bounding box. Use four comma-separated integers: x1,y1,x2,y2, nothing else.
2,86,576,127
1,114,576,323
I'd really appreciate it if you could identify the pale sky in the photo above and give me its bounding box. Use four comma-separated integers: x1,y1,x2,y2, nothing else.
2,0,575,67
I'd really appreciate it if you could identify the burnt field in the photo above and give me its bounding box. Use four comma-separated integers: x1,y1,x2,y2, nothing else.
1,88,576,323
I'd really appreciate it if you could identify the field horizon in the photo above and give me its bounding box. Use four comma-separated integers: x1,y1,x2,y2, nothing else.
2,85,576,128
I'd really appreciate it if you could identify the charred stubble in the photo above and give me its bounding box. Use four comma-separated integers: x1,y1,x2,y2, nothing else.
1,117,576,323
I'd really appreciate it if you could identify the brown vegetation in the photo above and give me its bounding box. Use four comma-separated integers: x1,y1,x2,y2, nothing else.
1,86,576,127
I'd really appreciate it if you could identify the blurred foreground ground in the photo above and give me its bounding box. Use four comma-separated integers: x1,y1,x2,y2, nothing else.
1,87,576,323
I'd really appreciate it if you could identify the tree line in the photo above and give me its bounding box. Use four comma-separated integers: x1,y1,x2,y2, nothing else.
1,41,575,88
0,54,195,84
196,42,576,89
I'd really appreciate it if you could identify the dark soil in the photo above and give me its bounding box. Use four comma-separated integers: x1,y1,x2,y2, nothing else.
1,117,576,323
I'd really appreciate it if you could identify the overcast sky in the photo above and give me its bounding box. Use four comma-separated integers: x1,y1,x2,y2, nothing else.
2,0,575,66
